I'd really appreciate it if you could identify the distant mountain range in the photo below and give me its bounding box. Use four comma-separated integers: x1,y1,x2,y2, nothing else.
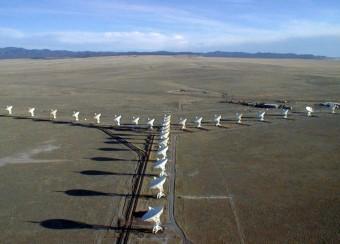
0,47,328,60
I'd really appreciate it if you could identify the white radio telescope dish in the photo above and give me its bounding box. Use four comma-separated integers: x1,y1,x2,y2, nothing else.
163,114,171,121
114,114,122,126
72,111,80,121
132,116,140,125
154,158,168,176
28,107,35,117
50,109,58,120
306,106,313,117
157,146,168,159
94,113,101,124
257,111,265,121
161,128,170,135
160,131,170,140
5,105,13,115
149,176,167,199
147,118,155,129
179,118,187,130
161,122,170,129
161,125,170,132
142,206,164,234
283,109,289,119
162,118,171,124
162,119,171,128
236,113,243,124
158,144,167,151
159,138,169,147
331,104,337,114
214,114,222,126
194,116,203,128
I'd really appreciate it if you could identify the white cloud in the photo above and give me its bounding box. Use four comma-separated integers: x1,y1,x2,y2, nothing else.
0,27,25,38
0,27,189,51
56,31,186,48
1,20,340,53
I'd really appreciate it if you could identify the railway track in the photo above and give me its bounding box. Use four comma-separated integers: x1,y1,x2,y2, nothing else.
99,128,145,157
99,128,154,244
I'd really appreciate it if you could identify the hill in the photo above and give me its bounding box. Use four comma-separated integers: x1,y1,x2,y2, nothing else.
0,47,327,60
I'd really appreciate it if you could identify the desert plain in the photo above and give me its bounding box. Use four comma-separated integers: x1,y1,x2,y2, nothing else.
0,56,339,243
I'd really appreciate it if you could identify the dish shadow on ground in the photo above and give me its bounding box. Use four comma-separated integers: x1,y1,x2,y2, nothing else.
28,219,152,233
56,189,155,199
77,170,157,177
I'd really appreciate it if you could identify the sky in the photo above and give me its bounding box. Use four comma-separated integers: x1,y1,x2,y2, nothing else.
0,0,340,56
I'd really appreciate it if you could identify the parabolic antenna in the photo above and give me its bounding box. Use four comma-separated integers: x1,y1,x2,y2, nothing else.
158,143,167,150
236,113,243,123
132,116,140,125
162,119,171,125
161,124,169,130
28,107,35,117
5,105,13,115
72,111,80,121
114,114,122,126
94,113,101,124
159,138,169,147
257,111,265,121
162,119,170,127
160,131,170,140
194,116,203,128
161,128,170,135
161,124,170,130
147,118,155,129
162,121,170,127
163,114,171,121
160,129,170,135
331,104,337,114
50,109,58,120
157,146,168,159
154,158,168,176
214,114,222,126
149,176,167,198
306,106,313,117
179,118,187,130
142,206,164,234
283,109,289,119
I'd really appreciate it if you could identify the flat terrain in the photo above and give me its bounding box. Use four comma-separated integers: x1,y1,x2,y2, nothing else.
0,56,339,243
176,114,340,243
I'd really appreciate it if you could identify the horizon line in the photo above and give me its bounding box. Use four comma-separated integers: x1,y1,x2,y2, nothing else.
0,46,333,59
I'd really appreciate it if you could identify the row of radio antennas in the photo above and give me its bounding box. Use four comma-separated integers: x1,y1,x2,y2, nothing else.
4,106,157,127
2,106,167,233
145,114,171,234
178,105,337,129
4,105,168,234
3,105,336,234
4,105,338,126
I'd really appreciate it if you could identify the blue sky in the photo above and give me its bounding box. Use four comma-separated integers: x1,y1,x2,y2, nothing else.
1,0,340,56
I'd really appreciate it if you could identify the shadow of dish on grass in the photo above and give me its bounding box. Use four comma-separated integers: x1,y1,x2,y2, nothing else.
56,189,156,199
28,219,152,233
89,157,137,162
78,170,157,177
98,147,129,152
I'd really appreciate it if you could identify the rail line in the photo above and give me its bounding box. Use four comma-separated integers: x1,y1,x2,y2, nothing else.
118,133,154,243
99,128,154,244
99,128,145,157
